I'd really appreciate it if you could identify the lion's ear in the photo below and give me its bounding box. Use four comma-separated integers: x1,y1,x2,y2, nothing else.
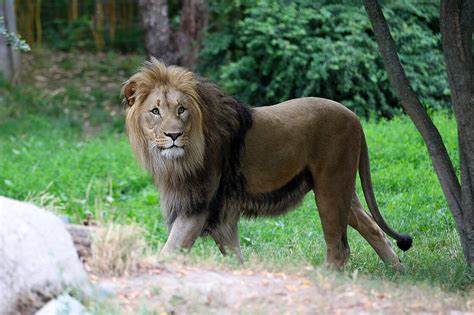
123,80,137,107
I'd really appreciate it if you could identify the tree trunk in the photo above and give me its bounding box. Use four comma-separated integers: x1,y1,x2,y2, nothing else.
364,0,474,271
138,0,175,65
69,0,78,22
138,0,208,67
0,0,21,83
440,0,474,271
66,224,96,260
34,0,41,48
176,0,209,67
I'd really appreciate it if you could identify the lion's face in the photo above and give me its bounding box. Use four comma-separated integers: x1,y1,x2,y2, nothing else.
123,60,207,176
141,87,193,159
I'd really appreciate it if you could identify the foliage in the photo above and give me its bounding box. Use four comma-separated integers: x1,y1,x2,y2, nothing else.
40,15,144,53
43,16,100,51
15,0,144,52
199,0,449,118
13,0,449,117
0,16,30,51
0,52,467,291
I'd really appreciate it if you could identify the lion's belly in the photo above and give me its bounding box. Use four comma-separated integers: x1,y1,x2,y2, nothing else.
242,145,307,194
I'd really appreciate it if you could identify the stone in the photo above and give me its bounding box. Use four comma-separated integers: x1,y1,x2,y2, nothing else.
34,294,90,315
0,196,90,315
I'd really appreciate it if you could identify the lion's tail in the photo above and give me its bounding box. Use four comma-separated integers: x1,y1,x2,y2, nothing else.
359,130,413,251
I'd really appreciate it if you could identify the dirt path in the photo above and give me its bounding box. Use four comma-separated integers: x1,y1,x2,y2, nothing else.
95,262,472,314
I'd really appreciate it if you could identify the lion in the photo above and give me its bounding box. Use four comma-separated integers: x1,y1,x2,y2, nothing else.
122,58,412,269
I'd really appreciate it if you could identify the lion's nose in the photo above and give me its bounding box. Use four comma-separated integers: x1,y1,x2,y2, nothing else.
165,132,183,141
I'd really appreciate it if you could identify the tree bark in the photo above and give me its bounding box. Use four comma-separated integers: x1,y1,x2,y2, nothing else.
363,0,474,268
66,224,96,260
440,0,474,269
138,0,175,65
0,0,21,83
138,0,208,67
177,0,209,67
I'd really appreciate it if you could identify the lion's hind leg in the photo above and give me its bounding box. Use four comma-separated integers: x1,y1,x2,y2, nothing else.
312,181,353,270
313,191,351,269
349,194,402,270
211,221,244,264
212,236,227,256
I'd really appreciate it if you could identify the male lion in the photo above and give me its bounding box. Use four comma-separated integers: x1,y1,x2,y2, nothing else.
122,58,412,269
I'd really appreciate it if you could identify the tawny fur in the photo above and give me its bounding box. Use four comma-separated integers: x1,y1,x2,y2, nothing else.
123,59,411,269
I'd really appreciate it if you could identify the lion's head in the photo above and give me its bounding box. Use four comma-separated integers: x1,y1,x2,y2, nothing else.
122,58,245,191
122,58,208,180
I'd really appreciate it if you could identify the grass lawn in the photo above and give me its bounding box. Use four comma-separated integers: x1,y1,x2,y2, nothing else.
0,51,467,292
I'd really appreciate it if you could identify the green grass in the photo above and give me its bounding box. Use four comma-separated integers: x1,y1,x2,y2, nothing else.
0,52,467,292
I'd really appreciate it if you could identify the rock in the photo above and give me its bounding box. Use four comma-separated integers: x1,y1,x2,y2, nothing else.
59,215,70,224
34,294,90,315
0,196,90,315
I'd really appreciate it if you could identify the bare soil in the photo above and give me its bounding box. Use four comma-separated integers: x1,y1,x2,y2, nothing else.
93,261,473,314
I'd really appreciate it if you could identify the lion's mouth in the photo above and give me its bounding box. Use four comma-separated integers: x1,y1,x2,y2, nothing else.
160,146,185,159
160,144,184,150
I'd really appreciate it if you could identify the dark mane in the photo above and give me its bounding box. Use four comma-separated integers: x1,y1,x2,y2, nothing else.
193,77,253,229
195,77,312,229
242,168,313,218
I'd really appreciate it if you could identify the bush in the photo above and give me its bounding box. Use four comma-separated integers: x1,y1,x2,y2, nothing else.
199,0,449,118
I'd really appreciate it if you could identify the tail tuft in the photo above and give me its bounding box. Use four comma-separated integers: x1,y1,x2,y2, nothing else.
396,235,413,251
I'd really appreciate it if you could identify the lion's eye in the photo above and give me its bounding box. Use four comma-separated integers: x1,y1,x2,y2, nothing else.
178,106,186,115
151,108,160,116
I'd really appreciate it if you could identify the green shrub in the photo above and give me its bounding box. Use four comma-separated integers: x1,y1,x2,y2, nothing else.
199,0,449,118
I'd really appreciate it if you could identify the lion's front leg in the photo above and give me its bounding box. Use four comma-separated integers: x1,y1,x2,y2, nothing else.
161,212,207,256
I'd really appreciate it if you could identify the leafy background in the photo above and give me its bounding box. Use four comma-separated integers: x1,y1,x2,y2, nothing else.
14,0,450,118
199,0,449,118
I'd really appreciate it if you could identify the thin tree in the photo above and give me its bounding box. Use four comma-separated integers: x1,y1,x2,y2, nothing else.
363,0,473,274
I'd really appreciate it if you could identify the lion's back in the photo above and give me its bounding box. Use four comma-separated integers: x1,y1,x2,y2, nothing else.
255,97,358,124
242,97,362,194
247,97,360,149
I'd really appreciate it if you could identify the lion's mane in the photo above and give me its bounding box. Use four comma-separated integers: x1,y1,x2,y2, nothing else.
123,59,252,229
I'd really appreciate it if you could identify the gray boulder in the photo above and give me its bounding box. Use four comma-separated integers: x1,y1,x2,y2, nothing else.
0,196,90,315
34,294,89,315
